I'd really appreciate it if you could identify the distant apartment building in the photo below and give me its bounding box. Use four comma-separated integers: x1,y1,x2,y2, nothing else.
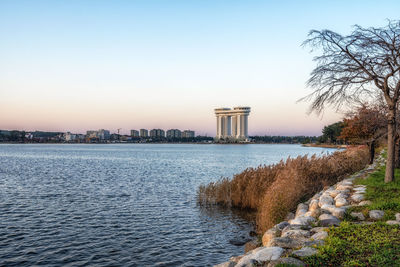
86,129,110,140
97,129,110,140
140,129,149,138
150,129,165,138
64,132,76,142
130,130,139,137
182,130,195,138
166,129,182,138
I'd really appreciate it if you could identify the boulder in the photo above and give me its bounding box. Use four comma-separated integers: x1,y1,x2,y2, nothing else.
331,207,346,219
319,213,337,221
262,228,281,247
267,257,306,267
309,199,319,211
289,216,316,226
214,261,236,267
386,220,400,225
311,231,328,240
304,239,325,247
268,237,307,249
275,221,290,231
350,212,365,221
358,200,372,206
353,187,367,193
329,190,340,198
282,224,311,232
336,185,353,191
281,229,311,239
319,195,334,207
395,213,400,221
335,197,348,207
320,204,336,213
334,192,349,201
305,209,320,218
230,256,243,263
236,247,284,267
351,194,365,202
244,240,261,253
369,210,384,220
292,247,318,257
319,217,341,227
310,227,328,233
252,247,284,261
296,203,309,217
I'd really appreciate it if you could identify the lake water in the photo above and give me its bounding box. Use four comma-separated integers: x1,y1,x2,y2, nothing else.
0,144,336,266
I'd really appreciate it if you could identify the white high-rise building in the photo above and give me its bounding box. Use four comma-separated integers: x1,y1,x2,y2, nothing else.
215,107,250,141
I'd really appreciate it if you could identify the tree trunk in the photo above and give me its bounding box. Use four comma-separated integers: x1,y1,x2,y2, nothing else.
395,141,400,168
385,110,396,183
368,140,375,165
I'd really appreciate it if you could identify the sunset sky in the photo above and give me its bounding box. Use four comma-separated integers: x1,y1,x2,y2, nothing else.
1,0,399,136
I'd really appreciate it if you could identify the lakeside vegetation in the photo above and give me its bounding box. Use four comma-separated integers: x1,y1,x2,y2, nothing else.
302,158,400,266
197,146,369,232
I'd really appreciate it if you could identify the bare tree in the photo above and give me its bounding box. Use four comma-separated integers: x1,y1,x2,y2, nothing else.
302,20,400,183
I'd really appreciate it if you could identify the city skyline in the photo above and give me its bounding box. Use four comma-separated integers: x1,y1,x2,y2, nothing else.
1,1,399,136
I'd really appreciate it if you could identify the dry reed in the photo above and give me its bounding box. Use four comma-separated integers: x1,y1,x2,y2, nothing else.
197,147,369,232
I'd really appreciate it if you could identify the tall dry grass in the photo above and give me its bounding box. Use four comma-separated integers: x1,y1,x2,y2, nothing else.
197,147,369,232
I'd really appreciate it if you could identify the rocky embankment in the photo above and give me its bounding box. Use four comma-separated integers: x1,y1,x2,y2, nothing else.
214,153,397,267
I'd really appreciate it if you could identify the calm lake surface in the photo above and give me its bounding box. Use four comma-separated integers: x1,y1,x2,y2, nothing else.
0,144,336,266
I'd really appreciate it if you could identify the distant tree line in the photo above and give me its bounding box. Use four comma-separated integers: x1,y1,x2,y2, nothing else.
250,136,318,144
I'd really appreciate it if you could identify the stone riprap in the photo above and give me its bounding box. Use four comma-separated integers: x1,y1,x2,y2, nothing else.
214,153,389,267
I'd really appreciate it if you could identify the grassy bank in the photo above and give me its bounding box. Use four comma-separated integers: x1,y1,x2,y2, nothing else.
197,146,369,232
303,158,400,266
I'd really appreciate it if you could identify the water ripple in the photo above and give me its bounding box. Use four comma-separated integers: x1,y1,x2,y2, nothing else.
0,144,336,266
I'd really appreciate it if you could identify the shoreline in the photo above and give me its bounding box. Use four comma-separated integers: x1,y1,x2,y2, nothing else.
214,152,384,267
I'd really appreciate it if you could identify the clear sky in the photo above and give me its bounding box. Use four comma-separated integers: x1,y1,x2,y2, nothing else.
1,0,399,136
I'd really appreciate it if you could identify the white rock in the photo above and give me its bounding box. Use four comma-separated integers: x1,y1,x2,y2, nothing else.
358,200,372,206
334,193,348,201
350,212,365,221
386,220,400,225
292,247,318,257
214,261,236,267
311,231,328,240
331,207,346,219
236,247,284,267
305,209,320,218
369,210,385,220
319,195,334,207
320,204,336,213
329,190,340,198
319,213,338,221
281,229,311,239
275,221,290,230
310,227,328,233
351,194,365,202
354,187,367,192
296,203,309,217
335,197,348,207
309,199,319,211
262,227,281,246
336,185,353,191
253,247,284,261
340,181,353,186
395,213,400,221
289,216,316,226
